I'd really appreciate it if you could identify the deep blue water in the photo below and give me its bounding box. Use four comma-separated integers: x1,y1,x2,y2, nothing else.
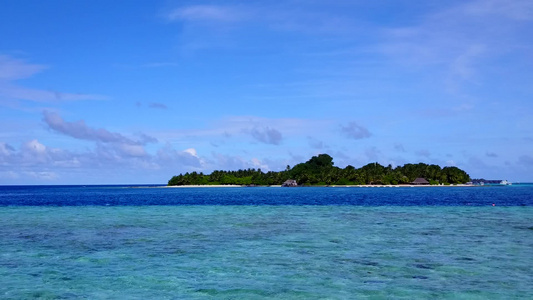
1,185,532,206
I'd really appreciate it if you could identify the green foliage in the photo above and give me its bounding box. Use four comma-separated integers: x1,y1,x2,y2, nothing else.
307,154,334,168
441,166,470,184
167,154,471,186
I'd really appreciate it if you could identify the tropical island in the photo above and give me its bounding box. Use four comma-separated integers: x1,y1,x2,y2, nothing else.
168,154,471,186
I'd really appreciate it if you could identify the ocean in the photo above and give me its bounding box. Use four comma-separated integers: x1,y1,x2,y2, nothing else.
1,185,532,299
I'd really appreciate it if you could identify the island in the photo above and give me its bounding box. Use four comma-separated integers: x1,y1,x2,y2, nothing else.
168,154,471,186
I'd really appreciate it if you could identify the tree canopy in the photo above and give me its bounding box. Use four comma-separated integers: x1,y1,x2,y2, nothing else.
168,154,471,186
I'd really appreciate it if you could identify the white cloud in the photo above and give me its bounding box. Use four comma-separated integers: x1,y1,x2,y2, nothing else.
21,139,49,164
24,139,47,154
156,144,204,169
0,139,83,169
1,138,205,180
183,148,198,157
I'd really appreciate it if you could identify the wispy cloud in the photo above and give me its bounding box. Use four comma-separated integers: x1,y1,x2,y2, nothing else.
0,84,105,103
416,150,431,158
210,152,252,170
157,115,323,141
486,152,498,158
341,122,371,140
449,44,486,81
137,133,158,144
307,136,324,149
142,62,179,68
209,152,277,172
167,5,245,23
0,142,15,156
0,54,105,104
378,0,533,91
394,143,406,152
42,111,156,146
416,103,474,118
460,0,533,21
0,55,47,80
365,147,381,162
518,155,533,166
149,102,168,110
249,126,283,145
165,3,364,36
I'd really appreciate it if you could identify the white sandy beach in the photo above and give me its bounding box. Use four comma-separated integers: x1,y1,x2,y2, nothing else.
163,184,475,188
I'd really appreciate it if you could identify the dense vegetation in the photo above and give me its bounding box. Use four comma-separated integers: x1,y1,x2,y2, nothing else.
168,154,471,186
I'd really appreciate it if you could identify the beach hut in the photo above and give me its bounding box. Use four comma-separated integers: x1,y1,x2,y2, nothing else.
412,178,430,185
282,179,298,187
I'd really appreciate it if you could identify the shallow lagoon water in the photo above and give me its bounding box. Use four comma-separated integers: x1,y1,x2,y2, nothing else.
1,186,532,299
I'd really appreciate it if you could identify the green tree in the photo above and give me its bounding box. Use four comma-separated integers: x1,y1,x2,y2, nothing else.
167,154,471,187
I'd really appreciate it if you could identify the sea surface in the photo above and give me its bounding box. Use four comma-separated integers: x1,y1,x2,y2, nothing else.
1,185,532,299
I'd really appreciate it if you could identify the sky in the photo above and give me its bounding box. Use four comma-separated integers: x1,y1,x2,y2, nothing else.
1,0,532,184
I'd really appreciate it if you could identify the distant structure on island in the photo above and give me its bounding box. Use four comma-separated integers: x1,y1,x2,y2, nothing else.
282,179,298,187
471,179,512,186
411,178,430,185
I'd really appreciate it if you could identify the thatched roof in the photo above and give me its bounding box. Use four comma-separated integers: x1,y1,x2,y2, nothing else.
412,178,430,185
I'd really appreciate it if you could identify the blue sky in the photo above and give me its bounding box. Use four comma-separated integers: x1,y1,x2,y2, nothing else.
1,0,532,184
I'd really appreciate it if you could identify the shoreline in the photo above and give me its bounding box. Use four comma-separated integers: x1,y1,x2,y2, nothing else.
163,184,243,188
162,184,478,188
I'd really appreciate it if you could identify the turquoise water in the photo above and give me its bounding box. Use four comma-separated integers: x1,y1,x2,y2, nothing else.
1,204,532,299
